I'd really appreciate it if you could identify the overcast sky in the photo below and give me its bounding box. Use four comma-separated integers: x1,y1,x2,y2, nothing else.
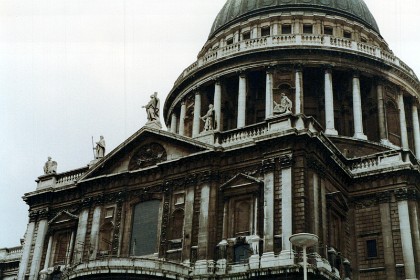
1,0,419,248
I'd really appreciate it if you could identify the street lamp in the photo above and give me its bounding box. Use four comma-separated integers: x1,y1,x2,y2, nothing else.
289,233,319,280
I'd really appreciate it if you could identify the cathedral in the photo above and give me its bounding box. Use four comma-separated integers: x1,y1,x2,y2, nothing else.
2,0,420,279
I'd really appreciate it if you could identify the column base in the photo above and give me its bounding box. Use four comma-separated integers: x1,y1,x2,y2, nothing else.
249,254,260,270
260,252,277,268
194,260,214,275
278,250,295,266
353,132,367,140
380,139,401,149
325,128,338,136
295,116,305,130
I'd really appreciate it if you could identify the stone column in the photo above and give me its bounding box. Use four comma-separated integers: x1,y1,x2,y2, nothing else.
29,218,49,280
265,70,273,118
408,199,420,278
73,209,89,264
295,67,303,114
214,81,222,131
352,73,367,140
179,101,187,136
182,185,195,264
195,178,216,274
237,73,247,128
170,113,177,133
262,159,275,255
377,82,388,142
411,102,420,158
17,216,36,280
324,67,338,135
42,235,53,271
397,92,409,150
395,189,417,279
89,206,101,260
378,192,396,280
192,91,202,137
279,156,294,265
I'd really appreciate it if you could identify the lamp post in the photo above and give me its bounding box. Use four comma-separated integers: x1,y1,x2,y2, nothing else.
289,233,319,280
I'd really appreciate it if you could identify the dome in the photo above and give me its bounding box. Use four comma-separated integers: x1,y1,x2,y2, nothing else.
209,0,380,38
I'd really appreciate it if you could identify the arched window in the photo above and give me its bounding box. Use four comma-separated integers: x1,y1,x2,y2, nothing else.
130,200,160,256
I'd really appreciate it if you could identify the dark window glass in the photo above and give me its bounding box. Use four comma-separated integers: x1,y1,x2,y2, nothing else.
303,24,313,34
131,200,160,256
281,25,292,34
171,209,184,240
366,239,378,258
242,32,250,40
261,26,270,37
53,231,71,265
226,37,234,45
361,37,368,43
344,31,352,39
324,26,333,35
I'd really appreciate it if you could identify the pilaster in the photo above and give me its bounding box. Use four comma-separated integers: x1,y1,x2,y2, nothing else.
378,191,396,280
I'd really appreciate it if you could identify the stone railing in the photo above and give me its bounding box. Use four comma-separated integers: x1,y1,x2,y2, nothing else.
174,34,417,85
193,114,322,147
348,150,412,174
0,246,23,261
55,167,88,187
62,257,190,280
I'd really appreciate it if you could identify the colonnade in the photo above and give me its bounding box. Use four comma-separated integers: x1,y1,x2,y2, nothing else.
169,67,420,157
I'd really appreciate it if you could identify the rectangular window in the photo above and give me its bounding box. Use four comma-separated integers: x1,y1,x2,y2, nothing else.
344,31,352,39
242,31,251,40
281,24,292,34
324,26,333,35
131,200,160,256
226,37,234,45
366,239,378,258
303,24,313,34
261,26,271,37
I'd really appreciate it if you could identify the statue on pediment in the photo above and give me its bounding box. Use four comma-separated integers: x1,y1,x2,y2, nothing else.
273,92,292,114
43,157,57,174
95,136,106,159
142,92,162,129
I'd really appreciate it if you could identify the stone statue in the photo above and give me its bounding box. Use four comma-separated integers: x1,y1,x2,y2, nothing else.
142,92,162,129
273,92,292,114
201,104,215,131
95,136,106,159
43,157,57,174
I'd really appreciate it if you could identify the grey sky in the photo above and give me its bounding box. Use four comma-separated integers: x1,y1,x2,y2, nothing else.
0,0,419,247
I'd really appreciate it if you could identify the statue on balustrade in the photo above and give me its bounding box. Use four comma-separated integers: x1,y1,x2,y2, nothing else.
142,92,162,129
273,92,292,114
43,157,57,174
95,136,106,159
201,104,216,131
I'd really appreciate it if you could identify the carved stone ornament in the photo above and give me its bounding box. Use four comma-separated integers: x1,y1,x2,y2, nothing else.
129,143,167,170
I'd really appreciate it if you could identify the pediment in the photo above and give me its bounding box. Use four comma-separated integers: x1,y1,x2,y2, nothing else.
48,210,78,226
220,173,262,196
80,127,212,181
326,191,349,212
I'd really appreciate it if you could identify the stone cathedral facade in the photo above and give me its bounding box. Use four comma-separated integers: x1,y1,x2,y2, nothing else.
3,0,420,279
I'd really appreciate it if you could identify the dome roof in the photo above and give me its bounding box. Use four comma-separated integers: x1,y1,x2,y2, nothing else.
209,0,380,38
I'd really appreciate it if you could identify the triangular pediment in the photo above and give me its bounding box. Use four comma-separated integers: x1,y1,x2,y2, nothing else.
220,173,262,195
80,127,212,181
48,210,78,226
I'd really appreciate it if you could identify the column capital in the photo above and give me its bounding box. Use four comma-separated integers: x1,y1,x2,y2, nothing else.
279,155,293,167
238,69,248,77
262,158,276,173
377,191,392,204
265,64,276,73
29,210,38,223
395,188,418,201
294,63,304,72
352,70,360,78
323,64,333,73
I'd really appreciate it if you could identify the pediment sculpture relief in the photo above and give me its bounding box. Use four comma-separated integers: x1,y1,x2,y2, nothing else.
129,143,167,170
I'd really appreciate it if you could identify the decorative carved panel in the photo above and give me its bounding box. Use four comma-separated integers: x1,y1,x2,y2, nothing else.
129,143,167,170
